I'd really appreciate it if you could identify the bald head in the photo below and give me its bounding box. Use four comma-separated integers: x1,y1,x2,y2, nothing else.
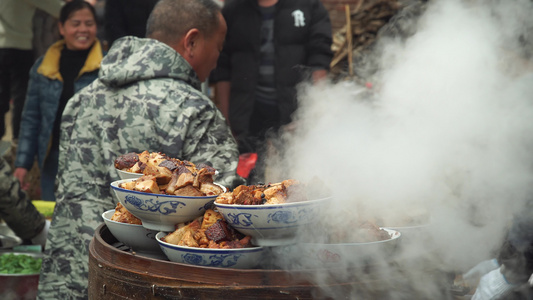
146,0,222,45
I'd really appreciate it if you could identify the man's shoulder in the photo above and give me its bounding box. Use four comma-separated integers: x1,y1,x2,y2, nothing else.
65,77,213,117
168,82,216,110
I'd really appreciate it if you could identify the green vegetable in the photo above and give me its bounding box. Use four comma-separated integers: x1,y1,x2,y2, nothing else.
0,253,42,274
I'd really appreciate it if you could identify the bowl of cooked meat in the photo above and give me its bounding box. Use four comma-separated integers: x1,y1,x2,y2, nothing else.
272,222,401,269
214,179,330,247
102,205,165,259
110,157,225,232
156,209,264,269
114,151,153,180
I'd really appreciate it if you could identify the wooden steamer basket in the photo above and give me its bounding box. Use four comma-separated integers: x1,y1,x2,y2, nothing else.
88,224,404,299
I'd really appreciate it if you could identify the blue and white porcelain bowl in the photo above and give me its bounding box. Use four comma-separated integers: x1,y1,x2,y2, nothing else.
115,168,143,180
214,197,330,246
110,179,223,232
155,232,264,269
272,228,401,269
102,210,166,259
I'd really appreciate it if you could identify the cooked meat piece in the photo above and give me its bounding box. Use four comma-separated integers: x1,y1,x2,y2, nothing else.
119,180,137,190
222,239,247,249
111,203,142,225
176,164,192,175
238,236,252,247
281,179,299,187
170,172,194,191
196,163,216,173
207,240,222,249
194,230,209,247
137,150,151,164
232,185,251,197
200,209,224,230
165,172,179,194
146,152,169,166
143,164,173,185
174,185,204,197
178,230,199,247
128,162,143,173
263,184,287,204
215,192,234,204
234,189,261,205
164,218,201,245
199,183,224,196
181,160,198,173
193,168,215,187
114,152,139,170
158,159,179,172
134,177,160,194
261,180,306,204
205,219,233,243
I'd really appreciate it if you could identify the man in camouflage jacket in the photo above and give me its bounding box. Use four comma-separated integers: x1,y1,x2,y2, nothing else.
37,0,242,298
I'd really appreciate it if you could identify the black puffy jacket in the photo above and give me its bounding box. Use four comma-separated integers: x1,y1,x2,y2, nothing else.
104,0,159,47
212,0,332,141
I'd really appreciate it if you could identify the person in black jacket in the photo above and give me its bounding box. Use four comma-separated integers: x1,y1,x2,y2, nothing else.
104,0,159,48
211,0,332,181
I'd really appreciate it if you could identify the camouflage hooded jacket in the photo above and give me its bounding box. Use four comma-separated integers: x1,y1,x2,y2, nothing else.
37,37,243,299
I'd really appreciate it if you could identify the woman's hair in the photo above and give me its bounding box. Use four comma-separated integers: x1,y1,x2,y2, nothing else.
59,0,97,24
146,0,221,44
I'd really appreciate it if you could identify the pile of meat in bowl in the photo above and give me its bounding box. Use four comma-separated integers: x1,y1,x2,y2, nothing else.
101,203,166,259
214,179,331,246
156,209,263,269
111,151,225,232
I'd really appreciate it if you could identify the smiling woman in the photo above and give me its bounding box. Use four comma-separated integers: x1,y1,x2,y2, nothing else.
59,4,97,51
14,0,105,202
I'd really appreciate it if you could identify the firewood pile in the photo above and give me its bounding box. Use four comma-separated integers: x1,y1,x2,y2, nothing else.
330,0,402,81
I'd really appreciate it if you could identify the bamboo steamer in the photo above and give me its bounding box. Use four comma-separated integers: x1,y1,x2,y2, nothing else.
88,224,401,299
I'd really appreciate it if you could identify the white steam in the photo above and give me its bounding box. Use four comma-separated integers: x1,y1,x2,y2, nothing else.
266,0,533,296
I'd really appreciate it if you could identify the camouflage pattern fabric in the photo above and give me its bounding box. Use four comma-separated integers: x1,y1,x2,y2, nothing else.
37,36,244,299
0,156,45,240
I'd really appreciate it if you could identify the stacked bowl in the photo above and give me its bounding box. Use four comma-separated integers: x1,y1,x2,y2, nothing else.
109,151,263,268
108,152,404,269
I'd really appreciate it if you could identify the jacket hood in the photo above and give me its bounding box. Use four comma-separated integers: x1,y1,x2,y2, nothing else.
99,36,201,89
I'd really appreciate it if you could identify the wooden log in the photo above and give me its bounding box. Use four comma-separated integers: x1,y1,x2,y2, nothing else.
329,0,402,77
330,47,349,69
345,4,353,76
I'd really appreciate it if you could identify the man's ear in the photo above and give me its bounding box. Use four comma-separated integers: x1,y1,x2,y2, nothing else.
183,28,200,58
